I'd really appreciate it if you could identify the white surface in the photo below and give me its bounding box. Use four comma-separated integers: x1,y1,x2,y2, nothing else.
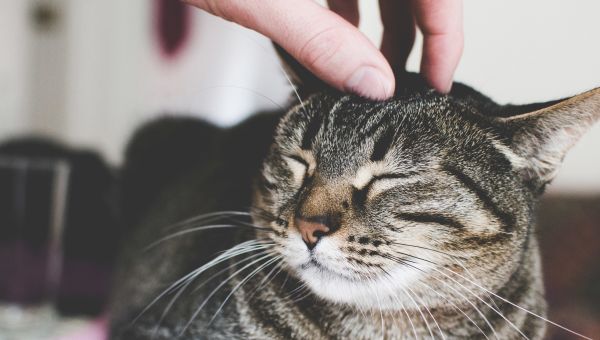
0,0,598,192
0,0,31,137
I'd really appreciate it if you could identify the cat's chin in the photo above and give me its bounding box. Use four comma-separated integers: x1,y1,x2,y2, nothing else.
278,233,426,309
296,262,424,310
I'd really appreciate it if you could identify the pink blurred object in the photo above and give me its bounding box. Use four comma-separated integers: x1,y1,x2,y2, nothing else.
56,316,108,340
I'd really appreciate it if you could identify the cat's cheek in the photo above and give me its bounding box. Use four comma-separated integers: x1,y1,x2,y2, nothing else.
280,232,310,267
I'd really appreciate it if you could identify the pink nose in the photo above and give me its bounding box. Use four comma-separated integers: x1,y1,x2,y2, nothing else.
295,218,330,250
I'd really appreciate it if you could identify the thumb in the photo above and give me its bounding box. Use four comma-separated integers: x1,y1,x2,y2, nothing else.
184,0,395,100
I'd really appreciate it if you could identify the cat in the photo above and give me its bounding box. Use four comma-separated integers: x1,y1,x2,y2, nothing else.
109,62,599,339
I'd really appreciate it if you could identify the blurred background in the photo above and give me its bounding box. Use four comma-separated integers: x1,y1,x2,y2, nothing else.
0,0,598,339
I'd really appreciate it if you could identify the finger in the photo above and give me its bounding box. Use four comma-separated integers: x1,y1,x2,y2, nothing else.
183,0,395,100
327,0,360,27
379,0,416,75
412,0,463,93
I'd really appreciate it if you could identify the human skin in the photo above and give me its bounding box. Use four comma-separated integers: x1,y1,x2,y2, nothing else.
182,0,463,100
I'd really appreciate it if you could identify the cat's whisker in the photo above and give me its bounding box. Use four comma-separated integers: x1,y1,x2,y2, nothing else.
279,271,290,290
390,241,467,260
221,25,307,115
437,265,593,340
151,274,196,339
385,248,516,339
398,283,435,339
392,247,527,339
378,267,426,338
386,302,398,338
178,242,276,284
284,282,308,301
405,283,446,340
151,251,271,338
189,249,276,297
356,298,369,325
396,243,512,322
387,249,437,266
145,224,271,251
452,258,502,313
368,278,385,340
392,244,503,319
245,261,285,301
430,273,500,340
181,252,277,335
207,239,275,260
380,253,422,268
427,265,529,339
224,206,277,223
391,234,584,338
268,53,308,115
229,219,274,231
396,261,500,339
191,85,287,111
129,265,199,328
145,224,237,250
415,280,489,340
164,211,252,231
131,240,273,327
207,255,283,326
397,243,503,314
290,287,312,304
281,284,312,307
379,275,418,339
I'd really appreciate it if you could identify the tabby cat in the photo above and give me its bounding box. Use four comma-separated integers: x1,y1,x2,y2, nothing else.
109,63,599,339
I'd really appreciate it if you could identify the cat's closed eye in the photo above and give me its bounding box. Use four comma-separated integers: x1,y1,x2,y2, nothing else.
282,152,314,186
352,172,411,205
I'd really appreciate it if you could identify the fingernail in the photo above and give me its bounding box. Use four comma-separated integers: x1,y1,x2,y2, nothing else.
344,66,394,100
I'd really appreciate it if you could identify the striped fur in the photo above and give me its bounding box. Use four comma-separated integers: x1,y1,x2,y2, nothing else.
110,76,599,339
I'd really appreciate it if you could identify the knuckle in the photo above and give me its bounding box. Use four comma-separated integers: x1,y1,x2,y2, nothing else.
199,0,243,21
298,27,346,70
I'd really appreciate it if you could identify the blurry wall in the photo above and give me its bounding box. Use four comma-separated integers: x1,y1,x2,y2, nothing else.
0,0,31,135
0,0,599,193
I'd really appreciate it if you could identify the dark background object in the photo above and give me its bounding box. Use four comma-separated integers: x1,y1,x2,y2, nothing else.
538,196,600,339
155,0,190,58
0,138,119,316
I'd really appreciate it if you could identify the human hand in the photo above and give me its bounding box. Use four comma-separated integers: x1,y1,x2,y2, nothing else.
183,0,463,100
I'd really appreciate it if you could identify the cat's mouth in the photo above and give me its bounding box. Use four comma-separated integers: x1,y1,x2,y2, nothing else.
298,255,367,282
300,258,322,270
292,252,424,309
280,232,383,284
300,257,335,274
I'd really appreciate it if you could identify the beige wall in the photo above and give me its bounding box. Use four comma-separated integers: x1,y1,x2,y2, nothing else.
357,0,600,194
1,0,599,193
0,0,31,135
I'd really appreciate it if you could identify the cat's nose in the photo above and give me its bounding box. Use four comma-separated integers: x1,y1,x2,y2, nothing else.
294,214,340,250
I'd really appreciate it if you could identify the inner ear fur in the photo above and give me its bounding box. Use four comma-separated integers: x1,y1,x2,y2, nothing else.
499,87,600,185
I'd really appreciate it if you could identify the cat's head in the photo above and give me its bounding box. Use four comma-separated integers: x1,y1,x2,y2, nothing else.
251,58,600,309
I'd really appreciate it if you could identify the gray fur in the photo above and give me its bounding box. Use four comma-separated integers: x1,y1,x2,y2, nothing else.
110,76,599,339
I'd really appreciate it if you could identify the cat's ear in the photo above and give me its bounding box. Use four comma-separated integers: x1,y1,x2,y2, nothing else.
273,43,329,98
500,88,600,185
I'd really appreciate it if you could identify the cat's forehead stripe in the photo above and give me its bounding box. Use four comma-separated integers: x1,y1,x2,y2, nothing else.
370,128,396,162
300,97,348,150
301,113,322,150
